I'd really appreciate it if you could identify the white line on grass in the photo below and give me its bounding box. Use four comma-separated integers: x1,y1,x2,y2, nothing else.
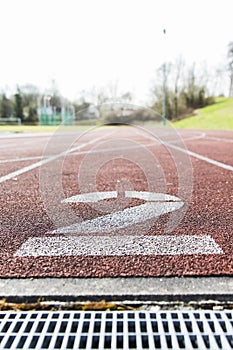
14,234,223,256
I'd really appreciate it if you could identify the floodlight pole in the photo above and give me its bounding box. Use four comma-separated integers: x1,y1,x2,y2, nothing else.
37,96,42,125
71,105,75,121
162,28,167,126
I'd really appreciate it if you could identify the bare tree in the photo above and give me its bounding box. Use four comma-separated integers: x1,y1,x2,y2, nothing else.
228,41,233,97
211,66,225,96
173,56,185,119
106,80,119,100
150,57,214,120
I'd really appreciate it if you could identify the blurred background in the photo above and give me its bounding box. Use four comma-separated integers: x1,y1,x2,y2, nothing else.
0,0,232,127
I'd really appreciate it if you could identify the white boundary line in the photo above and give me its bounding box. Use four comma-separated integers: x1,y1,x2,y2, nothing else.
0,142,141,164
168,131,206,144
0,135,105,184
135,130,206,145
0,156,45,164
165,131,233,171
205,136,233,143
164,142,233,172
138,129,233,172
69,141,159,157
15,234,223,257
0,156,59,184
0,144,12,149
0,142,160,164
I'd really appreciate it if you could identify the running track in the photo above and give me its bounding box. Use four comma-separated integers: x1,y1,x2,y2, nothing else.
0,126,232,278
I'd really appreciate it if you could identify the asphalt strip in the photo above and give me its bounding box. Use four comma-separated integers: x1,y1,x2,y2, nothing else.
0,277,232,303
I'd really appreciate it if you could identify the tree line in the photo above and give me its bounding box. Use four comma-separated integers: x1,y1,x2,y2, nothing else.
152,41,233,120
151,59,216,121
0,85,39,124
1,42,233,124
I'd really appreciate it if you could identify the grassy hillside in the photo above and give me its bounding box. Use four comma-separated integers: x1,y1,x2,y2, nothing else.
173,97,233,130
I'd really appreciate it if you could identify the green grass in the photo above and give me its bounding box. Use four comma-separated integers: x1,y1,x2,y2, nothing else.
0,125,58,133
173,97,233,130
0,124,97,134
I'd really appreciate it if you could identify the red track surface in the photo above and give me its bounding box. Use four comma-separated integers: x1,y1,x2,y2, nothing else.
0,127,232,277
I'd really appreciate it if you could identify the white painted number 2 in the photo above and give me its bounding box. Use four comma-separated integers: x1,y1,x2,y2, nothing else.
15,191,223,256
56,191,184,234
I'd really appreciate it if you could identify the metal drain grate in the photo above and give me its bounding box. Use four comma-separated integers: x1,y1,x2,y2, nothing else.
0,310,232,349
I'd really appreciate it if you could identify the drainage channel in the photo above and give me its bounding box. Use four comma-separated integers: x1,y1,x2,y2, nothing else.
0,310,232,349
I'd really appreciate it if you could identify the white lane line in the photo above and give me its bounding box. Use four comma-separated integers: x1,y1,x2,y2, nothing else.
164,142,233,172
0,135,105,184
137,129,233,171
0,156,46,164
0,143,19,149
205,136,233,143
168,131,206,144
0,143,138,163
135,130,206,145
68,141,159,156
0,132,53,139
51,201,184,235
0,155,59,184
14,235,223,256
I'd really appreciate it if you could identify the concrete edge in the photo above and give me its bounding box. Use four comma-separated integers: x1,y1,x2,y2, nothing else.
0,276,233,303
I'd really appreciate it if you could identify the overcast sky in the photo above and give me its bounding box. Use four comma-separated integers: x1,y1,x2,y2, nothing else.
0,0,232,103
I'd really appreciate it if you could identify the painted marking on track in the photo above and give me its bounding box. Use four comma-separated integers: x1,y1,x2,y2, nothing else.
0,144,13,149
15,235,223,256
54,191,183,234
0,156,46,164
135,130,206,145
0,135,105,184
52,202,184,234
165,142,233,172
68,141,159,156
205,136,233,143
137,129,233,171
168,131,206,144
15,191,223,257
62,191,181,203
11,129,227,258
